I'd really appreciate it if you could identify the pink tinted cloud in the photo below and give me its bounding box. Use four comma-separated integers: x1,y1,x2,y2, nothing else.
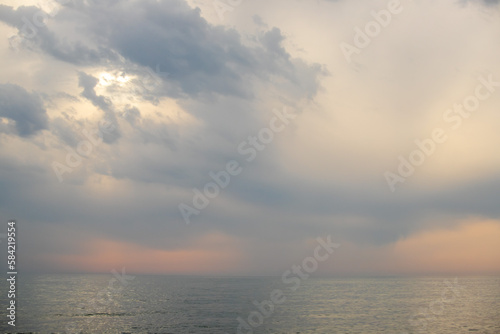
42,232,245,275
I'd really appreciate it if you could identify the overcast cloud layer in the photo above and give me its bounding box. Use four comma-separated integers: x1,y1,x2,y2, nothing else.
0,0,499,276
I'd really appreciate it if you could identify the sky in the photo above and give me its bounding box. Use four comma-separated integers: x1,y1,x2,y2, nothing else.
0,0,499,276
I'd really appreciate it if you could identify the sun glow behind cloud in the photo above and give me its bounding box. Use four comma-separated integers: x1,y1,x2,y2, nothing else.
98,72,131,87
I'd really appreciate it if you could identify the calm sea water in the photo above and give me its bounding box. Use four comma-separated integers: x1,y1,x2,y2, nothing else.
0,275,499,333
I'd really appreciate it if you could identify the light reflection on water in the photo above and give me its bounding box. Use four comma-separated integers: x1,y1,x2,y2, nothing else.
0,275,499,333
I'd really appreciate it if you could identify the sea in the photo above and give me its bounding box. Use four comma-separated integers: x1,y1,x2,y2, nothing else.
0,275,499,333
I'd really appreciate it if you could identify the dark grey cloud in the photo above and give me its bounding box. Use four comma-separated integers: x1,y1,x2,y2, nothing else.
0,83,48,137
260,28,289,59
0,0,324,101
77,72,121,143
464,0,500,5
78,73,113,111
0,4,116,64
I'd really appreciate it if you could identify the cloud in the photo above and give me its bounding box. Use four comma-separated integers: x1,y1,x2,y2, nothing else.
31,232,245,274
462,0,500,5
320,218,500,276
0,0,499,277
0,0,325,101
77,72,121,143
0,83,48,137
0,4,116,64
390,219,500,274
